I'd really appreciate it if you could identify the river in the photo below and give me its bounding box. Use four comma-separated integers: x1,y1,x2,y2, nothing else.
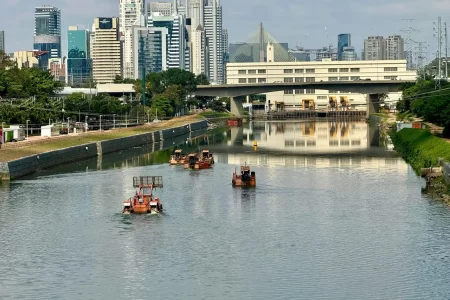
1,120,450,300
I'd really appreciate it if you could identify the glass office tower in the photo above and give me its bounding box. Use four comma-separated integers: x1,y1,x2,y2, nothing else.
67,26,92,86
33,6,61,69
337,34,351,61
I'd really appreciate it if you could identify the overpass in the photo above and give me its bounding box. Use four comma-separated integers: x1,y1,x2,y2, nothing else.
194,80,414,116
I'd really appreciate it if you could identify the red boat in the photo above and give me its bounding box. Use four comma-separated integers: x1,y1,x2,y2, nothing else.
184,150,214,169
227,118,242,127
123,176,164,214
232,164,256,187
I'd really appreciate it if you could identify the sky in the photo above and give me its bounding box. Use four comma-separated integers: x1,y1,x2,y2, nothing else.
1,0,450,63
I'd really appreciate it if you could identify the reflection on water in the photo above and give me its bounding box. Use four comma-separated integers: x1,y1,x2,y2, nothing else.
224,120,383,153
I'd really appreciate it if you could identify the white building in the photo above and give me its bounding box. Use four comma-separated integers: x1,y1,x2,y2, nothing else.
148,1,174,16
120,0,145,79
226,58,417,111
364,35,404,61
91,17,122,83
385,35,404,60
191,25,204,75
204,0,224,83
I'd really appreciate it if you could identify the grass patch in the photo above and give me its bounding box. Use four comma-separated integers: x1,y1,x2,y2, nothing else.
391,128,450,172
0,114,204,162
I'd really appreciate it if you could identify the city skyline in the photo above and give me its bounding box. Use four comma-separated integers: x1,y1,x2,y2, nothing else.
0,0,448,64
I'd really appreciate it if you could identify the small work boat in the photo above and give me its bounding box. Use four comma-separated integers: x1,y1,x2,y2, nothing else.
232,164,256,187
183,150,214,169
169,149,186,165
123,176,164,214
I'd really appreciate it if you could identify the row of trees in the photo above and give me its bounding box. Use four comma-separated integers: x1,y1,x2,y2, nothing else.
0,49,223,125
396,76,450,136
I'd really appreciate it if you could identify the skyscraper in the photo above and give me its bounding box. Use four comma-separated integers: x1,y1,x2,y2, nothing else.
337,34,351,60
91,17,122,83
204,0,224,83
341,46,357,61
0,31,4,53
120,0,145,79
148,2,174,16
147,12,189,70
67,26,92,86
33,6,61,69
133,26,168,78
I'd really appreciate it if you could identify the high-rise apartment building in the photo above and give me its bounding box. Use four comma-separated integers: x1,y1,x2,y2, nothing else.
91,17,122,83
33,6,61,69
0,31,4,52
364,36,385,60
120,0,145,79
364,35,404,61
67,26,92,86
385,35,404,60
204,0,224,83
191,25,204,75
337,34,351,60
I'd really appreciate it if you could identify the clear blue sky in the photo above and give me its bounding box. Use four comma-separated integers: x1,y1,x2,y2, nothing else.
0,0,447,63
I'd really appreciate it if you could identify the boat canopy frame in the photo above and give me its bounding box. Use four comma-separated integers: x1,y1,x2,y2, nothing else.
133,176,163,188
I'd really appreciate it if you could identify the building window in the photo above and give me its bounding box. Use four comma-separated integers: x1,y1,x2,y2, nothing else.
340,76,349,80
284,69,293,73
305,89,315,94
238,78,246,83
305,77,315,82
284,90,294,94
258,78,266,83
306,68,315,73
238,70,246,74
295,89,304,94
384,76,398,80
328,68,338,72
317,95,327,99
350,68,360,72
350,76,360,80
284,77,293,83
295,69,303,73
384,67,398,72
248,78,257,83
258,69,266,74
248,69,256,74
328,77,338,81
339,68,349,72
295,77,304,83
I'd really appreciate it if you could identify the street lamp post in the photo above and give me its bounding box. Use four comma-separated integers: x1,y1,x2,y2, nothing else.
85,115,88,132
26,120,29,140
99,115,102,132
67,117,70,134
113,114,116,129
125,113,128,128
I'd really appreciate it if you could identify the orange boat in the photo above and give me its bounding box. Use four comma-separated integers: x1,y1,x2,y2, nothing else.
123,176,164,214
169,149,186,165
184,150,214,169
232,164,256,187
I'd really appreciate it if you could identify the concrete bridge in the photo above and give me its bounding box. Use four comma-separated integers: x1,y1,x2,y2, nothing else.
194,80,413,116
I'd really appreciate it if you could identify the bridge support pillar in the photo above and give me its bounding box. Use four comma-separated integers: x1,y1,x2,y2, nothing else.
230,96,246,117
366,94,380,118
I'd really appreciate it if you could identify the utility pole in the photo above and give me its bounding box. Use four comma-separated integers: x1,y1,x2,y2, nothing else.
445,22,448,78
401,19,419,70
141,66,146,106
434,17,442,89
415,42,427,78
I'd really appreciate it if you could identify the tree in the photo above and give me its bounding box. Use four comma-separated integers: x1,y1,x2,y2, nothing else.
151,95,173,117
195,73,210,85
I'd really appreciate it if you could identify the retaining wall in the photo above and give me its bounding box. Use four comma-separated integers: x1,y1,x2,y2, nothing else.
0,119,209,180
442,161,450,185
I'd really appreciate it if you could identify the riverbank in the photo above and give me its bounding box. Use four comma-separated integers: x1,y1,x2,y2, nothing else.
376,114,450,202
0,114,203,162
0,115,208,181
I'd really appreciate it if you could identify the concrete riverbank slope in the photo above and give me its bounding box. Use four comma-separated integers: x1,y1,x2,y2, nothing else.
0,120,207,180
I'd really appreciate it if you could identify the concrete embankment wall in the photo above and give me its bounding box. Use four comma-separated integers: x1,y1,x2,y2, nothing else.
0,120,208,181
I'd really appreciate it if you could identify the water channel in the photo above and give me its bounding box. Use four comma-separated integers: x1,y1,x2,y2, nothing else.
1,120,450,299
